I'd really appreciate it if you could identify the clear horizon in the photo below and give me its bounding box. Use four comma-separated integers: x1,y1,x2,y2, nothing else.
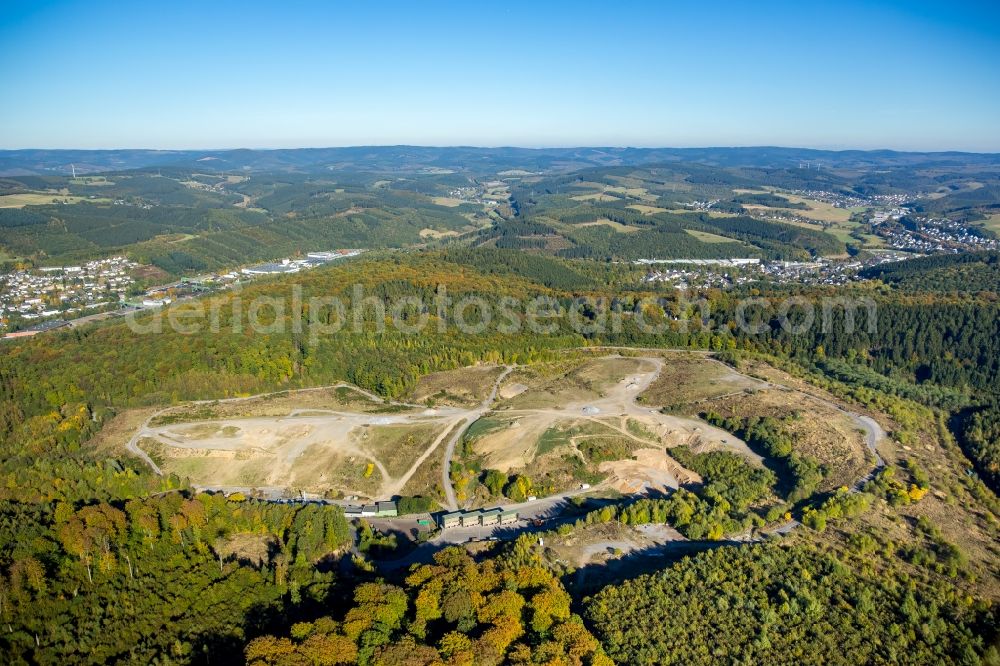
2,0,999,152
2,143,1000,155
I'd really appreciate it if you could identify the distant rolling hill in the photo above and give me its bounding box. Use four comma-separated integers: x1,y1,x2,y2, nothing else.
3,146,1000,177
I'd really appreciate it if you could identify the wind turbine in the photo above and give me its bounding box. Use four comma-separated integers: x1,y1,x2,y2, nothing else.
71,164,77,178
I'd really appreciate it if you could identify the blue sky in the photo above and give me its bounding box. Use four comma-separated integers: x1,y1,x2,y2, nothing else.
1,0,998,151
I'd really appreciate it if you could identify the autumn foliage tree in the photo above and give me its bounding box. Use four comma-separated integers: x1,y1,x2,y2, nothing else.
245,547,611,666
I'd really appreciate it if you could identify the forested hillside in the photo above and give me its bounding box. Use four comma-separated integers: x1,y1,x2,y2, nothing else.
5,146,999,177
860,251,1000,293
1,242,999,664
500,169,847,260
586,541,994,665
0,172,480,273
3,251,1000,500
3,0,1000,660
2,494,351,663
13,151,999,273
246,546,611,666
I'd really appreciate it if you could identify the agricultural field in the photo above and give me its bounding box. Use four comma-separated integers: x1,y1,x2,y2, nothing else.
734,188,860,223
728,187,877,246
0,169,478,273
0,159,872,270
570,192,619,202
684,228,742,243
568,180,660,204
762,207,882,249
430,196,465,207
772,192,855,223
735,187,889,250
573,219,640,233
496,168,847,260
69,176,114,186
626,204,668,215
418,227,461,239
0,192,103,207
981,212,1000,234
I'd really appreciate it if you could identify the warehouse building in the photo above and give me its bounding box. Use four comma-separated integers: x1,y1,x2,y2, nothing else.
438,507,518,529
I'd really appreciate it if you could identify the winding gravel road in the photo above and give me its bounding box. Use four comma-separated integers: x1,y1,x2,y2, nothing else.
124,348,889,551
440,366,514,510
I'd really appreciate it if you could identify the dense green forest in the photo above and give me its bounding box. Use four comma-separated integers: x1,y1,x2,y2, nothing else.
860,251,1000,293
245,546,611,666
701,413,828,502
959,409,1000,491
1,493,351,663
730,191,809,209
441,248,594,290
585,542,995,665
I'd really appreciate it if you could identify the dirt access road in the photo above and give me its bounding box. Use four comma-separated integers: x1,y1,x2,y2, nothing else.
441,354,761,504
572,346,887,468
126,382,471,498
436,350,887,537
440,366,514,510
126,350,886,540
